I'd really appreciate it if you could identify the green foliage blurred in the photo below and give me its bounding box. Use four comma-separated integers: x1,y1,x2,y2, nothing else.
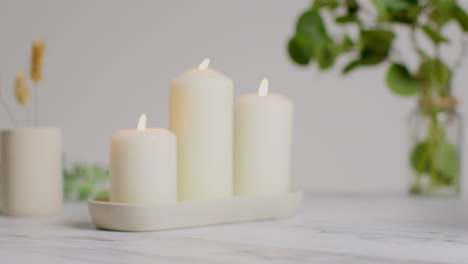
288,0,467,97
64,164,109,201
288,0,467,195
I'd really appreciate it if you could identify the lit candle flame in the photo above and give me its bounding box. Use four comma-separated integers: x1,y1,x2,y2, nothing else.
137,113,146,131
258,78,269,96
198,58,210,70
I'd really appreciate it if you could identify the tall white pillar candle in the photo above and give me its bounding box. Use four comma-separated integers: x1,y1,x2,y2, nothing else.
234,79,293,195
170,59,233,201
2,127,62,216
110,114,177,204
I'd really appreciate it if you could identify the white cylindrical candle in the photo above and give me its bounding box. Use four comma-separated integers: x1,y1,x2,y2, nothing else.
1,127,62,216
234,79,293,196
110,114,177,204
170,59,233,201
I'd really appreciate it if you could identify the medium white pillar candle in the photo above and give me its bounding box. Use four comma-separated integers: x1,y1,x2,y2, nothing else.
110,114,177,204
234,79,293,196
2,127,62,216
170,59,233,201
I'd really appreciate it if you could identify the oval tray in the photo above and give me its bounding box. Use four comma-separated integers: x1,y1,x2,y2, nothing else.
88,191,303,231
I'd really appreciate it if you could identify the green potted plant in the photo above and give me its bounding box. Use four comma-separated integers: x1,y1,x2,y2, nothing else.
288,0,468,196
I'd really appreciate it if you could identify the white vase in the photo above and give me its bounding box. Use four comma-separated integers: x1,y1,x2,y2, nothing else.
1,127,62,216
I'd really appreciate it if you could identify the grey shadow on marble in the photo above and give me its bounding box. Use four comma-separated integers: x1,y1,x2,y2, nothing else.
68,221,98,230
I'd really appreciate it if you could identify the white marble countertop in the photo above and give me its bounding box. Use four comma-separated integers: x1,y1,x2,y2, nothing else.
1,193,468,263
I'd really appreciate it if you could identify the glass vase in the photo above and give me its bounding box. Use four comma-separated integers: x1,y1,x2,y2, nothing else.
408,97,462,197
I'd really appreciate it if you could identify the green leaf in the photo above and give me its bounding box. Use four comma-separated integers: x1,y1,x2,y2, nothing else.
288,35,313,65
454,4,468,32
372,0,420,23
416,47,429,58
417,58,451,92
63,163,110,201
78,185,94,200
420,25,449,43
410,142,431,174
342,60,362,74
341,39,394,74
95,168,110,179
335,15,357,23
339,35,354,53
429,10,450,27
385,0,412,10
371,0,389,21
340,29,400,75
296,10,327,43
389,4,421,24
95,190,110,199
345,0,359,15
359,49,387,65
291,9,333,69
428,0,455,27
386,63,419,96
316,40,338,70
359,30,395,64
432,141,459,180
313,0,339,10
360,29,396,51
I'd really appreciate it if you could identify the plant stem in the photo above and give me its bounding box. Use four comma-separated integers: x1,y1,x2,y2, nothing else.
2,99,17,127
452,36,468,80
412,144,429,193
34,83,38,126
410,26,430,97
427,113,439,190
410,26,432,60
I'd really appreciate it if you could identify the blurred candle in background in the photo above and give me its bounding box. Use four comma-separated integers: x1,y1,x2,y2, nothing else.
170,59,233,201
2,127,62,216
234,78,293,196
110,114,177,204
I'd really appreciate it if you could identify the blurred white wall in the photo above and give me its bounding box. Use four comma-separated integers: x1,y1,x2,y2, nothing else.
0,0,467,193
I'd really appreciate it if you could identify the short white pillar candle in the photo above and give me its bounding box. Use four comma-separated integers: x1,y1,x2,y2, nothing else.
110,114,177,205
1,127,62,216
170,59,233,201
234,79,293,196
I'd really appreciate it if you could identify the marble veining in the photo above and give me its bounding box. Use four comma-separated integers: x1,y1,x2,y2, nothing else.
1,193,468,263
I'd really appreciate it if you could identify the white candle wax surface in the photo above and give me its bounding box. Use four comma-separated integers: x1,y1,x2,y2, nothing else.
170,60,233,201
110,126,177,205
234,86,293,196
2,127,62,216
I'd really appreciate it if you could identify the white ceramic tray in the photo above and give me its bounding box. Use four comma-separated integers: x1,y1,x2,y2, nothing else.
88,191,303,231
